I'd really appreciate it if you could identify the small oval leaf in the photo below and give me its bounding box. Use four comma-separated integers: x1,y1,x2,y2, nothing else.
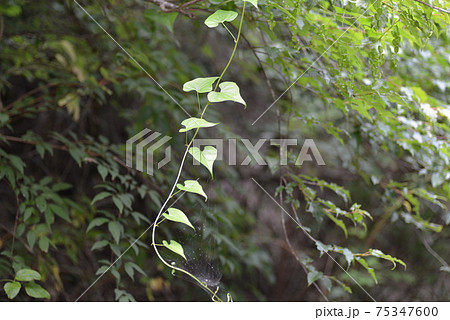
24,283,51,299
15,269,41,282
4,282,21,299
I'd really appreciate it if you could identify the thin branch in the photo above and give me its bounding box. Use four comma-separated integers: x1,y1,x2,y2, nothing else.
147,0,203,18
412,0,450,14
418,231,450,269
10,191,20,257
279,188,329,301
0,14,4,41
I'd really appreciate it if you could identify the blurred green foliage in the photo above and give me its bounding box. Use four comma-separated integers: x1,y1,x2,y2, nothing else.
0,0,449,301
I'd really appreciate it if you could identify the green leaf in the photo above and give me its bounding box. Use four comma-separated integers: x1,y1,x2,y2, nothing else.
144,10,178,32
27,230,37,250
68,146,86,167
243,0,258,8
91,191,111,205
125,262,146,278
0,5,22,17
204,10,238,28
124,262,135,281
183,77,219,93
188,146,217,177
52,182,72,192
307,270,323,286
86,217,109,233
176,180,207,201
15,269,41,282
0,113,10,126
4,282,21,299
38,237,50,253
324,211,348,237
48,204,70,222
179,117,218,133
97,165,108,181
108,221,122,244
24,283,50,299
36,196,47,212
163,208,195,230
162,240,186,260
207,82,246,107
112,196,124,214
91,240,109,251
123,262,146,281
369,249,406,270
356,258,377,284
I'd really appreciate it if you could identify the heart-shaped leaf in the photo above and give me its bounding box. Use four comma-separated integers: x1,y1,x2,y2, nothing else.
24,283,50,299
163,208,195,230
4,282,21,299
183,77,219,93
162,240,186,260
189,146,217,177
204,10,238,28
176,180,207,201
207,82,246,107
179,117,218,133
15,269,41,282
244,0,258,9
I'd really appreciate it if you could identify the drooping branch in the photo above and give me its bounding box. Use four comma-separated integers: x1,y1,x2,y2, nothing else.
147,0,203,18
411,0,450,15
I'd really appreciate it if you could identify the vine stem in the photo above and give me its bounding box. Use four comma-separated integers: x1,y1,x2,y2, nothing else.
200,1,246,119
11,192,20,257
150,2,247,301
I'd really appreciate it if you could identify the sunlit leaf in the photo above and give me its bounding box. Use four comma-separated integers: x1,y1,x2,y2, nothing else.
204,10,238,28
176,180,207,201
163,208,195,230
162,240,187,260
15,269,41,282
4,282,21,299
183,77,218,93
188,146,217,177
369,249,406,270
179,118,218,133
207,82,246,107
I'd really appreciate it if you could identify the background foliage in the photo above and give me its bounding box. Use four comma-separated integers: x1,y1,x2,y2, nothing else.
0,0,449,301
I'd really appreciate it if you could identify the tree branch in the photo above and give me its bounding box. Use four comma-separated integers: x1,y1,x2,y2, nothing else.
147,0,203,18
412,0,450,15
